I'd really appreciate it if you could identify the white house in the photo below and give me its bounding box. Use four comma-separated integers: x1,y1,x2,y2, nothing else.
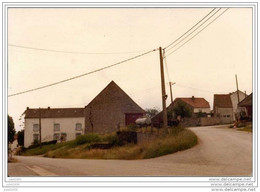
229,90,247,121
24,107,85,148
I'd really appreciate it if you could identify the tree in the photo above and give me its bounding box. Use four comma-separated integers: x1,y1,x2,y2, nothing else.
145,107,159,118
17,129,24,146
172,101,192,118
8,115,15,144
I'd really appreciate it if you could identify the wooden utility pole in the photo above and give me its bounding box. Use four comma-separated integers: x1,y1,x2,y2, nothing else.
39,107,42,148
169,82,176,103
159,47,168,132
235,74,240,103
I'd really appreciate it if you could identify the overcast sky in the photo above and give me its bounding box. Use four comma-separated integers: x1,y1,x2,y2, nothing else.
7,7,253,131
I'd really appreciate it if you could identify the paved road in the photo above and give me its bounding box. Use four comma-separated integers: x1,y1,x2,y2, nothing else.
8,125,252,176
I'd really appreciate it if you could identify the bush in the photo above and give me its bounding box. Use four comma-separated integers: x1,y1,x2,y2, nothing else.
74,134,101,146
127,123,138,131
102,134,120,146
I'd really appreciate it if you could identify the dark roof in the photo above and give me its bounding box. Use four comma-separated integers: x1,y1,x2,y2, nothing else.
213,94,233,108
238,93,252,107
85,81,145,113
24,108,84,118
175,97,210,108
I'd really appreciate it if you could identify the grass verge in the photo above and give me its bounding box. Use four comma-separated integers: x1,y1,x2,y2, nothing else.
237,124,252,132
21,127,198,160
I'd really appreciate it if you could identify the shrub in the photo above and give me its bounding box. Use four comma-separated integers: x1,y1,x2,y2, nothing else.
74,134,101,146
127,123,138,131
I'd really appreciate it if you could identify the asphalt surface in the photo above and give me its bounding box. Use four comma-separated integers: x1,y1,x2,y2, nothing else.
8,125,252,176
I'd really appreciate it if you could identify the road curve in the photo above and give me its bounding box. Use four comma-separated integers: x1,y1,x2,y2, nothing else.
8,125,252,176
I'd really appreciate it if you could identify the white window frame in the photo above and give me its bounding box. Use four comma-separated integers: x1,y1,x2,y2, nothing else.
54,123,60,132
53,133,60,141
33,124,39,132
33,134,39,142
75,123,82,131
60,132,67,142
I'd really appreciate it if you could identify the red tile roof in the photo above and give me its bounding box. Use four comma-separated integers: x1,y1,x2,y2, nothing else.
175,97,210,108
24,108,84,118
213,94,233,108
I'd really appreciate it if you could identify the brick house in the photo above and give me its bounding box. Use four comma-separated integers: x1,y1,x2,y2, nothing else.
84,81,145,134
213,94,233,124
23,107,85,148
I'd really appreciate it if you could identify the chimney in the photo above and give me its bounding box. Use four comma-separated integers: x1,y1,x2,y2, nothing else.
192,96,195,100
26,107,29,110
48,107,50,110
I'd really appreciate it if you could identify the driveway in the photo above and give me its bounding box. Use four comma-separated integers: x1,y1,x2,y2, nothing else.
8,125,252,176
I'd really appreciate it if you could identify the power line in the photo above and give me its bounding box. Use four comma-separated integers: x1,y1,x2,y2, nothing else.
8,44,153,55
164,8,217,50
166,8,229,57
8,48,158,97
176,83,215,93
165,8,222,53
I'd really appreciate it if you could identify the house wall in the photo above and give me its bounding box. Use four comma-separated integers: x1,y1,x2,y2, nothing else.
230,92,247,120
24,117,84,148
214,107,233,124
84,82,144,134
194,108,211,113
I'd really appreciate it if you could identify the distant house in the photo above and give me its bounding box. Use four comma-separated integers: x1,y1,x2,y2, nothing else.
229,90,247,120
238,93,252,120
213,94,233,124
84,81,145,134
23,107,85,148
172,96,211,117
151,96,210,127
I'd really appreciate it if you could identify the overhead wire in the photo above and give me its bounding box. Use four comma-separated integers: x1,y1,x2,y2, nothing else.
8,48,158,97
8,44,153,55
164,8,222,53
165,8,229,57
164,8,217,50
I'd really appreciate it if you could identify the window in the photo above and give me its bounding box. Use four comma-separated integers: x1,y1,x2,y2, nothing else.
54,123,60,131
75,123,82,131
75,133,81,138
33,134,39,142
33,124,39,132
227,115,230,117
61,133,67,142
53,133,60,141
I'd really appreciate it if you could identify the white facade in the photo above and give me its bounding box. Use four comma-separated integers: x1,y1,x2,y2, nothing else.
230,91,247,121
193,108,211,114
24,117,84,148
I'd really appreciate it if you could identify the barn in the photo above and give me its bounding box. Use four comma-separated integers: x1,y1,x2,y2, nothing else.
84,81,145,134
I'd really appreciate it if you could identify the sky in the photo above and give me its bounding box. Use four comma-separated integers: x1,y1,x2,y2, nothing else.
7,7,253,132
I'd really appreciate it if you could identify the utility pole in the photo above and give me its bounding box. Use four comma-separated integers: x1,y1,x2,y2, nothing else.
235,74,240,103
39,107,42,148
169,82,176,103
159,47,168,132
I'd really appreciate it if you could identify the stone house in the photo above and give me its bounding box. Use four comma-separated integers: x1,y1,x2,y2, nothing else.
23,107,85,148
238,93,252,120
213,94,233,124
84,81,145,134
